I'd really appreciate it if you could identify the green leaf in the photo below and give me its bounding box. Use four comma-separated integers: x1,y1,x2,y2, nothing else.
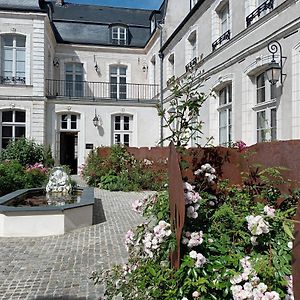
283,221,294,240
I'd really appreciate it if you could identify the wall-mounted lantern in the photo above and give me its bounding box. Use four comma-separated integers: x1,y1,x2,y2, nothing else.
93,109,103,127
53,57,60,68
266,41,286,85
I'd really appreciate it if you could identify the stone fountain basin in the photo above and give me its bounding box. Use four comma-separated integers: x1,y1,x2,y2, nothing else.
0,187,94,237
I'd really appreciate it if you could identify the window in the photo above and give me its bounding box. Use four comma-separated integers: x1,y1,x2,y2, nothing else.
1,35,26,84
60,114,78,130
187,31,197,63
111,26,127,45
218,84,232,145
255,71,277,142
246,0,275,27
65,63,83,97
219,3,230,35
168,54,175,79
1,110,26,149
110,66,127,99
113,115,132,146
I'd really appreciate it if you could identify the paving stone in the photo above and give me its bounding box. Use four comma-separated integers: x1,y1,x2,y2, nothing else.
0,188,152,299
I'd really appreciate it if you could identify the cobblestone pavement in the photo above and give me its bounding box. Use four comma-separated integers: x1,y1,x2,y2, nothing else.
0,189,152,300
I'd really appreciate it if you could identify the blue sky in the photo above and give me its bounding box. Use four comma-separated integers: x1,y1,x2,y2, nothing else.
70,0,163,9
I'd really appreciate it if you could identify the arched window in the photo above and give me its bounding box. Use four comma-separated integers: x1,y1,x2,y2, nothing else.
0,110,26,149
1,34,26,84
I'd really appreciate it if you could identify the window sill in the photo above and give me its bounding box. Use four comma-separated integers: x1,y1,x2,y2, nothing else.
252,99,277,111
0,83,33,88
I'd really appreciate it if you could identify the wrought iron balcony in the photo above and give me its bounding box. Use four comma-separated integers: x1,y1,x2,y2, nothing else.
45,79,159,102
212,30,231,51
0,76,26,85
246,0,274,27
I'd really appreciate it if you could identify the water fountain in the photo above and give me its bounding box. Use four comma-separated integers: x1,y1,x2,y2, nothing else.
0,167,95,237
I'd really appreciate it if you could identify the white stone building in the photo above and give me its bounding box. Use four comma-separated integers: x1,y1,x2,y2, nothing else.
0,0,299,173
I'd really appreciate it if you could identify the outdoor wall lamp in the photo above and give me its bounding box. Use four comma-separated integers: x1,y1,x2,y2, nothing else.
266,41,286,85
142,63,148,72
93,110,103,127
53,57,60,68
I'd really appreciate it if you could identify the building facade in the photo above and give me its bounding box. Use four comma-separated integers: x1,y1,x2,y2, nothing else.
0,0,299,173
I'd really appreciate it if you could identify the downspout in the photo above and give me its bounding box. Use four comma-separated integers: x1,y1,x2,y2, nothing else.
158,23,164,146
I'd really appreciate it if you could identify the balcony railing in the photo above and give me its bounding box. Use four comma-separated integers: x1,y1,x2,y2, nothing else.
246,0,274,27
0,76,26,85
46,79,159,102
212,30,231,51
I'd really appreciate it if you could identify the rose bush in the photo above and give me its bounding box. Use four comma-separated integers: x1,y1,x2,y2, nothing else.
91,162,296,300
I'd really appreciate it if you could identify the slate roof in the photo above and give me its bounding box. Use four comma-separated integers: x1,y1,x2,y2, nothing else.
0,0,166,48
0,0,44,12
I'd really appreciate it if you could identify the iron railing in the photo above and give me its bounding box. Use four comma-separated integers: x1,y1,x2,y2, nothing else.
45,79,159,102
0,76,26,85
212,30,231,51
246,0,274,27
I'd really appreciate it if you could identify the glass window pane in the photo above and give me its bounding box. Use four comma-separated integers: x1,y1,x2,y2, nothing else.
16,49,25,61
65,64,73,72
75,64,83,73
120,67,126,75
115,116,121,130
219,88,226,105
124,134,129,146
124,116,129,130
71,115,77,121
3,48,13,60
219,127,226,145
16,61,25,73
15,126,25,137
2,126,12,137
270,84,276,100
228,85,232,103
66,74,73,82
257,111,266,129
219,110,227,127
15,111,25,123
114,134,121,144
3,36,13,46
71,122,77,130
110,67,117,75
4,60,13,72
271,108,276,128
2,111,13,122
16,36,26,47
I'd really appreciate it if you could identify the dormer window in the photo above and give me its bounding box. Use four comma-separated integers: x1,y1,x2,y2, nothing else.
111,26,127,45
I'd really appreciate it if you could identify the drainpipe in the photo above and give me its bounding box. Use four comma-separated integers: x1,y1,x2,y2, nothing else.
158,23,164,147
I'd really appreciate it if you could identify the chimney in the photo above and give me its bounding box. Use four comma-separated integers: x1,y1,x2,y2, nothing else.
56,0,64,6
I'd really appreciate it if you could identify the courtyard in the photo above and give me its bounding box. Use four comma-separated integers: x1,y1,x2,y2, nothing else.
0,188,151,300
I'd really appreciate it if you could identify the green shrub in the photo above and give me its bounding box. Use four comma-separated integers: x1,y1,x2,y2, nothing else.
0,138,54,167
0,161,49,196
82,145,167,191
92,163,296,300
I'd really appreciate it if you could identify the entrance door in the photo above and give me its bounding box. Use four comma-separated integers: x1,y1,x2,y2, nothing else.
60,132,78,174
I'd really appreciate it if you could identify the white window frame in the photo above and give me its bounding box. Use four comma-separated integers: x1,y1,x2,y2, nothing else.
112,114,133,146
110,65,127,99
218,84,232,145
0,110,26,149
219,3,230,35
186,30,197,63
65,63,84,97
254,71,277,142
111,26,127,45
167,53,175,80
60,113,79,131
1,34,26,84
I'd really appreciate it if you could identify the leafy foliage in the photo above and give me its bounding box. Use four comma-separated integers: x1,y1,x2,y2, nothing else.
92,162,296,300
157,70,213,147
0,138,54,167
0,161,48,196
82,145,167,191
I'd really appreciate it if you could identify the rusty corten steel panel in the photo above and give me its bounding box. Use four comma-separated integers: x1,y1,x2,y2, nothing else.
293,200,300,300
168,142,185,269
